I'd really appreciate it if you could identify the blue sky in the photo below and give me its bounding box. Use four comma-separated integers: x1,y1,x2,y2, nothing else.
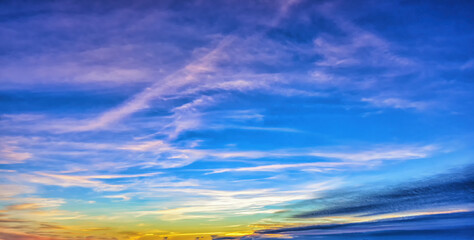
0,0,473,239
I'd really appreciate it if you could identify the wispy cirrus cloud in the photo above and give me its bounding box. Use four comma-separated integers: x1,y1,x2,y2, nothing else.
17,172,160,192
361,97,431,110
133,180,339,221
164,95,221,139
0,184,34,199
0,134,438,175
61,37,234,133
208,145,436,173
0,139,32,164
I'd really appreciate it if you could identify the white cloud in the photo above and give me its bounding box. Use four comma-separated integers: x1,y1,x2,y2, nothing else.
165,95,219,139
208,145,436,173
20,172,145,192
133,180,338,221
61,37,235,132
362,97,430,110
0,140,32,164
0,184,35,198
209,162,362,174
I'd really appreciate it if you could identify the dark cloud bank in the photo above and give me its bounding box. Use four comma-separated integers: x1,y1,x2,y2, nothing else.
295,164,474,218
214,165,474,240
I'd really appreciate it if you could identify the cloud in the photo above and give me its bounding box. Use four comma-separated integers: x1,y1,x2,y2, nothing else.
103,194,132,201
211,166,474,239
21,172,152,192
0,231,60,240
0,184,35,198
252,211,474,239
15,198,65,208
216,125,302,133
315,1,415,68
294,164,474,218
313,25,413,69
209,162,360,174
4,203,42,211
119,143,435,172
134,186,321,220
300,0,451,113
362,97,430,110
309,8,415,93
118,140,206,169
307,145,435,161
27,141,432,173
119,140,171,151
0,141,32,164
165,95,220,139
0,2,328,137
60,36,234,133
219,165,474,240
208,145,435,173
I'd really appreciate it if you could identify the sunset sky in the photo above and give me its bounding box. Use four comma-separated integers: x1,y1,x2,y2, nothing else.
0,0,473,239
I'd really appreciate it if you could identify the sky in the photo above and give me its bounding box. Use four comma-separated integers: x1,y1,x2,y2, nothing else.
0,0,473,239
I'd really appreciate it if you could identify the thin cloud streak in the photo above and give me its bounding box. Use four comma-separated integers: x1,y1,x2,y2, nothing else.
62,37,235,132
208,145,435,174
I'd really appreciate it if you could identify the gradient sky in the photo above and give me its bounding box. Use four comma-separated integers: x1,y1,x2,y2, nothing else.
1,0,473,240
